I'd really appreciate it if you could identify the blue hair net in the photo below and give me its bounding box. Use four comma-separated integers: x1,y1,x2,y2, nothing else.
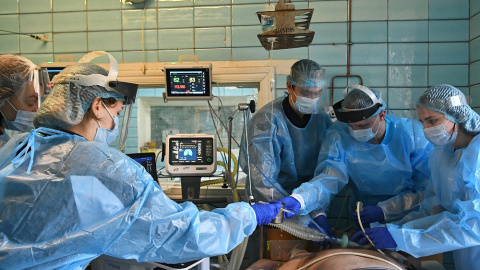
286,59,326,88
417,84,480,135
34,63,124,129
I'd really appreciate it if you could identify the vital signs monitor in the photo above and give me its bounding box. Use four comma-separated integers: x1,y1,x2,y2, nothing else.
164,63,212,100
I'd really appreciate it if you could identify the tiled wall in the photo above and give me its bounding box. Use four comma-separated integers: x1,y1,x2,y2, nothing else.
471,0,480,111
0,0,472,109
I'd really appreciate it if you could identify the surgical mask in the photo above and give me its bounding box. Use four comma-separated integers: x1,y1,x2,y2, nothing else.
1,100,35,132
423,120,457,146
348,116,380,143
291,91,320,114
94,102,119,145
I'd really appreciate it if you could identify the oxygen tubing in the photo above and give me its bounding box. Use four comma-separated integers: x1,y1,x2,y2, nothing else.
217,147,238,179
226,237,249,270
200,147,238,188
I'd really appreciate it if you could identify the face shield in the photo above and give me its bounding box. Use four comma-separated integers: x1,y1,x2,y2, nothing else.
109,102,133,152
5,68,45,111
289,68,326,89
289,68,328,113
0,69,42,135
39,67,53,97
51,51,138,152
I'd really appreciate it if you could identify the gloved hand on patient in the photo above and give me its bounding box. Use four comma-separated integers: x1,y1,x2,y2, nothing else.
352,205,385,226
251,201,283,225
350,227,397,249
279,196,302,218
308,214,334,247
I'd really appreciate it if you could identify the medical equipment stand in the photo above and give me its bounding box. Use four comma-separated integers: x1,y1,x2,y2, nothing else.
173,176,227,204
225,100,256,189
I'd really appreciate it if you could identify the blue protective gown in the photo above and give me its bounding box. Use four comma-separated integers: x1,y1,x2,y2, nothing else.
239,97,332,202
387,134,480,270
0,131,9,149
0,128,257,270
293,115,432,221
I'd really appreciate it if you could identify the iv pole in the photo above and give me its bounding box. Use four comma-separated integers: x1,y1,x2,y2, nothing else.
224,100,256,188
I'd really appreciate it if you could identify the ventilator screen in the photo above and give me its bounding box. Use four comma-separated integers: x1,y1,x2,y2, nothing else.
168,137,214,166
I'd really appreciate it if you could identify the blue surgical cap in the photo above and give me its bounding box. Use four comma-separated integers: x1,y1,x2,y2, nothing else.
287,59,326,88
34,63,124,129
417,84,480,135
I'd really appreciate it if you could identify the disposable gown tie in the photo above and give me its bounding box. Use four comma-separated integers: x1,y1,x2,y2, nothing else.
0,128,256,269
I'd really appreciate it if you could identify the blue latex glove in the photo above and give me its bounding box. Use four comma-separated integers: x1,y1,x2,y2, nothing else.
308,215,334,247
279,196,301,219
352,206,385,226
251,201,282,226
350,227,397,249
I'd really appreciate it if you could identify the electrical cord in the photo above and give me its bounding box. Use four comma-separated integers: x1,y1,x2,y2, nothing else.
0,29,50,42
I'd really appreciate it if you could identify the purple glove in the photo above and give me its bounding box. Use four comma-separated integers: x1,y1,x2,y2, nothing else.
251,201,282,226
352,206,385,226
279,196,301,219
308,215,334,247
350,227,397,249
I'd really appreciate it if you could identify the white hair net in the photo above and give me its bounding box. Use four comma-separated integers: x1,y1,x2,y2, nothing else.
417,84,480,135
339,86,386,119
34,63,124,129
342,87,383,110
287,59,326,88
0,54,37,107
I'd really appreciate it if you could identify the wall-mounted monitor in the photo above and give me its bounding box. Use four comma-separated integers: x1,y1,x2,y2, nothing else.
164,63,212,100
165,134,216,176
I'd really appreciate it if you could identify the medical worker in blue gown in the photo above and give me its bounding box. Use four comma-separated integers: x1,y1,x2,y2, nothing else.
0,51,282,270
0,54,45,149
278,85,432,233
238,59,334,250
239,59,332,216
352,84,480,270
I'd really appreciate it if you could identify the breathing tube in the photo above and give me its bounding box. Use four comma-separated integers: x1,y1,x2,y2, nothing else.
269,219,360,248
